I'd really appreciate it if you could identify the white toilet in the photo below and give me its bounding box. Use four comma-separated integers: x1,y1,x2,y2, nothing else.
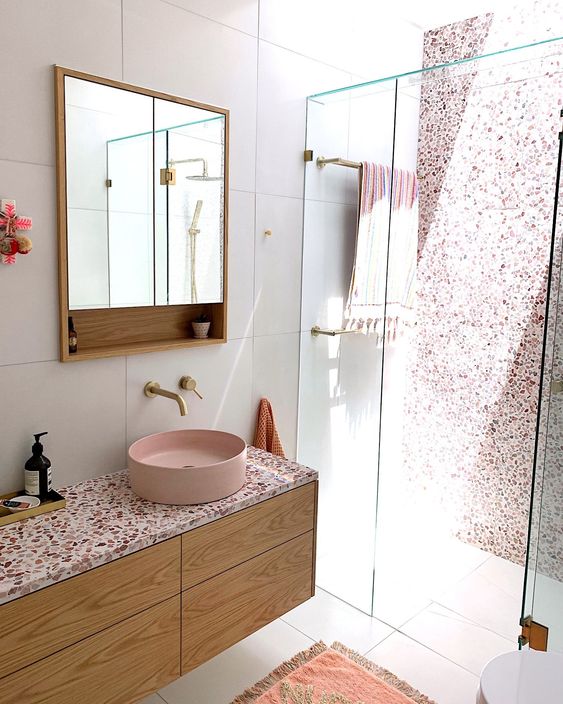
477,649,563,703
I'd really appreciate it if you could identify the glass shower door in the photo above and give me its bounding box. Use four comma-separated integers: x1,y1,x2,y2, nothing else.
522,119,563,653
298,81,398,614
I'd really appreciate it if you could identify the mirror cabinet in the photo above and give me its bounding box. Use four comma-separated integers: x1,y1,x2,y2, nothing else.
55,66,229,361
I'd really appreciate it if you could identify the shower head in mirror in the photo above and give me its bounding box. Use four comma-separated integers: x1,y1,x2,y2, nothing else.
169,157,222,181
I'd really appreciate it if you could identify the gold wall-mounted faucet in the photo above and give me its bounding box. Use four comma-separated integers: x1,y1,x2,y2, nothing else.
144,381,188,416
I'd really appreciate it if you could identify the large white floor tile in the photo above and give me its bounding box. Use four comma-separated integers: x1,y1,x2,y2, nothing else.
401,603,516,676
0,160,59,365
252,333,300,458
0,357,126,494
0,0,122,166
162,0,258,35
158,619,313,704
228,190,255,340
435,561,523,642
125,338,254,445
254,194,303,336
281,588,393,655
477,554,525,602
123,0,257,192
367,632,480,704
256,41,351,199
138,695,166,704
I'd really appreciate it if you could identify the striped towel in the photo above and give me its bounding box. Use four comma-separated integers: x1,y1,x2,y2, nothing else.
344,162,418,340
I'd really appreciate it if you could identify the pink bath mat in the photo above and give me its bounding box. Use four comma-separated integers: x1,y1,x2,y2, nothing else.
231,641,437,704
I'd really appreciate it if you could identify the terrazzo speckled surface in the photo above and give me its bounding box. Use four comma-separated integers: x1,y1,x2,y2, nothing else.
0,447,317,606
403,2,563,566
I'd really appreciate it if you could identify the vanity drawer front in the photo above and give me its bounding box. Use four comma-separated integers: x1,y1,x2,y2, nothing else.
182,530,314,673
0,536,180,679
182,481,317,588
0,595,180,704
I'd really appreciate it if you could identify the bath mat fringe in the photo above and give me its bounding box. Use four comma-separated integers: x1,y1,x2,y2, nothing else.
330,642,436,704
230,641,436,704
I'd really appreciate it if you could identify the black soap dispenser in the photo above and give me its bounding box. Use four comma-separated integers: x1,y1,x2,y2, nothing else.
24,432,52,500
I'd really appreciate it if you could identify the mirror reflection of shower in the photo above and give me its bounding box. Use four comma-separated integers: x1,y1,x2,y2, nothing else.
168,157,223,181
163,117,225,306
187,199,203,303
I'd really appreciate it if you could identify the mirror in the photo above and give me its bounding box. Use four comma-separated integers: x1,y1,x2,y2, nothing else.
62,73,227,310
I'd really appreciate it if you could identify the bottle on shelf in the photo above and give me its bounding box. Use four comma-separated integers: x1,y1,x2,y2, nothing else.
68,316,78,354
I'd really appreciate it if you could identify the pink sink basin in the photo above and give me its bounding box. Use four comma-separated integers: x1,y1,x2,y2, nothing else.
128,429,247,505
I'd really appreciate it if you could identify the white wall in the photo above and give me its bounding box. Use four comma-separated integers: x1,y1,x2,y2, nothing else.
0,0,422,494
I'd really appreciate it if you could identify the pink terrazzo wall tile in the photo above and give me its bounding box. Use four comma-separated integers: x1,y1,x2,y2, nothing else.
403,3,563,570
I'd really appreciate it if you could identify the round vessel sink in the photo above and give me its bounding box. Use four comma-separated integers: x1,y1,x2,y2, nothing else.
128,429,247,505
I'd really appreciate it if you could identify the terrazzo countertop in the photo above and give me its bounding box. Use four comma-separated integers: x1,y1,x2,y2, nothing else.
0,446,317,607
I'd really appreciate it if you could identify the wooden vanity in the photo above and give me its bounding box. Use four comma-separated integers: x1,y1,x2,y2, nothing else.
0,480,317,703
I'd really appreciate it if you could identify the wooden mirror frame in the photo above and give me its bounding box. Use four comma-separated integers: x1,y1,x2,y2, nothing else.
54,66,229,362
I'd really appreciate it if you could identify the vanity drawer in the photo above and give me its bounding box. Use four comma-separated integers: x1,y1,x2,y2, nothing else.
182,530,314,672
182,481,317,588
0,595,181,704
0,536,180,678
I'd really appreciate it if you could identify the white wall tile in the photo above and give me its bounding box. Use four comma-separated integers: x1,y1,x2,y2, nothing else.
304,97,355,206
252,333,299,458
259,0,423,78
0,160,59,366
0,357,126,494
126,338,253,446
256,42,351,199
300,199,357,332
228,190,255,340
123,0,258,193
254,194,303,336
162,0,258,35
0,0,122,166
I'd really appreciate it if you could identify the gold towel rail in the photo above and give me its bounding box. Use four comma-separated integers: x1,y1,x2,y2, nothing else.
311,325,362,337
316,156,362,169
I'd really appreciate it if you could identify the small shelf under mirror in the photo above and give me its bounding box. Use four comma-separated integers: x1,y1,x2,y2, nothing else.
62,303,225,362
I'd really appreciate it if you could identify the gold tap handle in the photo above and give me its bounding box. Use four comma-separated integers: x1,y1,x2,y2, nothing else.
179,376,203,399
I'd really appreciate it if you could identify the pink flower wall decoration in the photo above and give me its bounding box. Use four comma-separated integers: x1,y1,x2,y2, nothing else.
0,199,33,265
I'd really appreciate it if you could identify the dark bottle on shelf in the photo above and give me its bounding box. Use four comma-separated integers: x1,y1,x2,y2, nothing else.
68,316,78,354
24,432,52,501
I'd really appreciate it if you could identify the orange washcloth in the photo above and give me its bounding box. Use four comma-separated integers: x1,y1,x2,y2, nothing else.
253,398,286,458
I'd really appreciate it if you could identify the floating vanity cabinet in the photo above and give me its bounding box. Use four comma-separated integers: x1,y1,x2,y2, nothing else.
0,480,318,703
181,483,317,672
0,538,182,704
183,531,315,672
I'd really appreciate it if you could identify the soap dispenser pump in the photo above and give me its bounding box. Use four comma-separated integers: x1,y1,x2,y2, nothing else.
24,432,52,500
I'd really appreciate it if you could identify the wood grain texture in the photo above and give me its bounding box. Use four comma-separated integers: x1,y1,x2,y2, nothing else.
0,537,180,679
54,65,229,362
182,482,316,589
182,531,314,673
0,596,181,704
